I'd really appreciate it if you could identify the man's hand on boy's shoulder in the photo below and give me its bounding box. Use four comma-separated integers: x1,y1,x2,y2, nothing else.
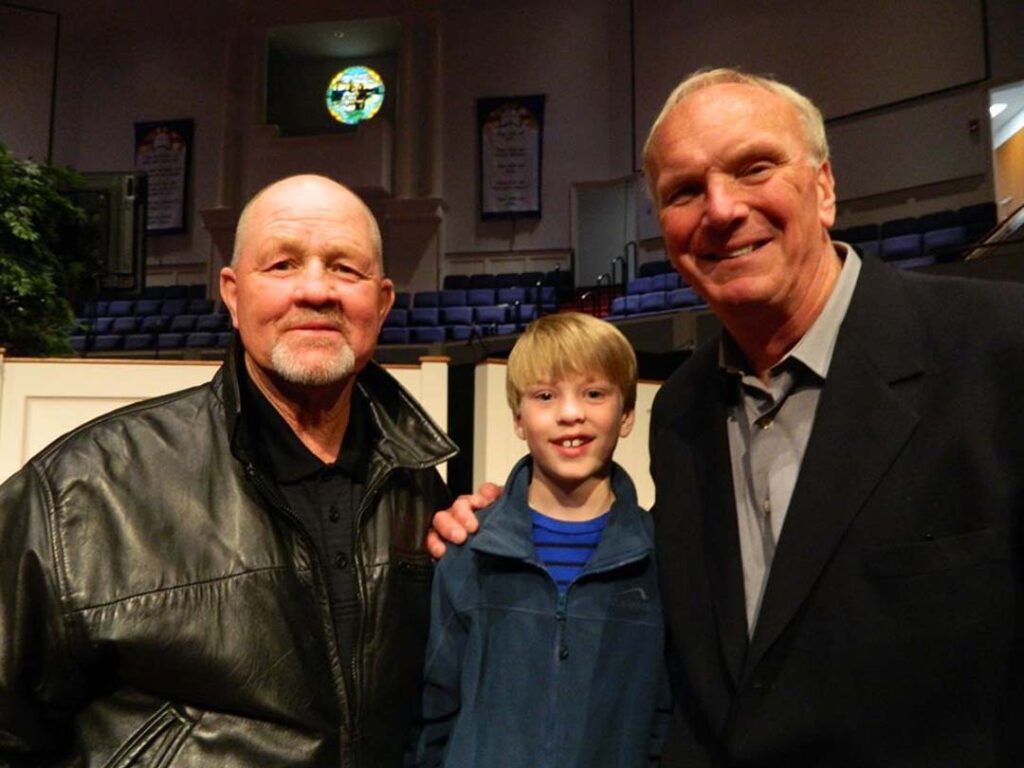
426,482,502,559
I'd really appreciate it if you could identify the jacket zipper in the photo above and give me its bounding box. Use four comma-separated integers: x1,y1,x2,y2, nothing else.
345,458,395,759
243,461,356,760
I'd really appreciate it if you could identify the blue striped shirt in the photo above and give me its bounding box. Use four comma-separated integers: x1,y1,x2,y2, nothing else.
530,508,610,593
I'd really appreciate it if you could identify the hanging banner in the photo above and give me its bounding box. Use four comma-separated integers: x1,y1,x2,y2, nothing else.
133,118,192,234
477,95,544,219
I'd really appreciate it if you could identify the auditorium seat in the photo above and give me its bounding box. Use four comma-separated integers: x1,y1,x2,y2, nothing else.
187,298,214,315
134,299,163,316
519,271,544,287
393,292,411,310
107,300,135,317
668,287,700,308
879,234,923,261
440,307,473,326
447,326,474,341
157,333,186,349
474,306,507,325
917,210,957,232
195,313,231,333
410,308,440,327
957,202,997,240
626,277,654,295
124,333,156,351
161,298,190,316
111,317,139,334
380,327,410,345
413,291,440,308
439,289,467,307
170,314,199,333
923,226,969,259
443,274,470,290
92,335,122,352
639,291,668,314
468,274,497,289
411,327,446,344
185,332,216,348
652,272,681,291
497,287,527,306
140,315,171,333
384,308,409,327
880,216,921,238
495,273,519,288
467,288,497,306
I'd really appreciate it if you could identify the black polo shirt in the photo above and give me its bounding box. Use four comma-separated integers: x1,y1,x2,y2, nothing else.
240,367,371,690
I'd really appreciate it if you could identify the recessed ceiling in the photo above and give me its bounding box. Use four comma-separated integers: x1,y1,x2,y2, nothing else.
990,81,1024,139
267,18,401,59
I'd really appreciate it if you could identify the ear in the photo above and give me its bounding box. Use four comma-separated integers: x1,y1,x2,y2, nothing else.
619,407,636,439
377,277,395,328
220,266,239,329
816,160,837,230
513,410,526,440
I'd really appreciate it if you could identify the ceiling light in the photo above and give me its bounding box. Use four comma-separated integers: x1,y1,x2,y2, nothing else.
990,103,1007,118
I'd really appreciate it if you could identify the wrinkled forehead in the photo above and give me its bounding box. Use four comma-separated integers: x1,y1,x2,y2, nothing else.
241,187,382,269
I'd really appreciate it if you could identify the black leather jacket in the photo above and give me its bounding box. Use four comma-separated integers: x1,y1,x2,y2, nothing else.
0,348,456,767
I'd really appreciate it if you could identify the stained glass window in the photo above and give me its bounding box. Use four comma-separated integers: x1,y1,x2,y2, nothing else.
325,66,385,125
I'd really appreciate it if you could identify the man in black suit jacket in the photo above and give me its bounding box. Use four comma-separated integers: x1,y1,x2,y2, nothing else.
430,68,1024,766
643,68,1024,766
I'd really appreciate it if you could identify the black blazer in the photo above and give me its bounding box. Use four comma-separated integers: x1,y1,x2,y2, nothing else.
651,254,1024,767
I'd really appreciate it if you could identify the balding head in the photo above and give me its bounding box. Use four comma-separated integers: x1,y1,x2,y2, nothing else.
232,175,383,270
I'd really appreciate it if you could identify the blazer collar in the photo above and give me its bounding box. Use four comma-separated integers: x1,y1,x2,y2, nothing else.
745,254,925,675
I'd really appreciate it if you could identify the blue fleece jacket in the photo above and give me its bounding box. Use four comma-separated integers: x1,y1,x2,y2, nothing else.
414,456,670,767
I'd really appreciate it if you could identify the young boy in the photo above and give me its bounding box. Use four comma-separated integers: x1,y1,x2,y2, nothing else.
415,312,668,767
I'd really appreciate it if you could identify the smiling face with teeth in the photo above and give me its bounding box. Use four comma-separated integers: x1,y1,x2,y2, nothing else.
513,372,635,520
646,82,839,331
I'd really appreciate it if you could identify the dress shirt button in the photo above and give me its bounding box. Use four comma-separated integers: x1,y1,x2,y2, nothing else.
329,508,341,523
558,644,569,660
334,552,349,569
757,415,774,430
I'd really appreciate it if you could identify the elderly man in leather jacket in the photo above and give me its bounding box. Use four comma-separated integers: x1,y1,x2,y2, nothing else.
0,174,455,767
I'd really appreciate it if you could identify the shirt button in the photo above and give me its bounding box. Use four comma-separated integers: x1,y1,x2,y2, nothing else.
334,552,349,569
329,508,341,523
559,644,569,660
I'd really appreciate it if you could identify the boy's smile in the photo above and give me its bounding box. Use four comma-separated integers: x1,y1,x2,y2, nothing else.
514,372,635,520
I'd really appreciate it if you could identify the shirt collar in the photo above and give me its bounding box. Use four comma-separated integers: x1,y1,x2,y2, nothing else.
240,364,371,483
719,243,862,381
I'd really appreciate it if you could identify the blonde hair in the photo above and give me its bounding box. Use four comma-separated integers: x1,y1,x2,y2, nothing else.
505,312,638,414
642,67,829,198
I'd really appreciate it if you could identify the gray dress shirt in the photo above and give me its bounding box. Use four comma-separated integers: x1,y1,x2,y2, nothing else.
721,245,861,634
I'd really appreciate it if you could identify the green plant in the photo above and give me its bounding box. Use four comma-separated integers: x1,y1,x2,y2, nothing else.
0,141,102,356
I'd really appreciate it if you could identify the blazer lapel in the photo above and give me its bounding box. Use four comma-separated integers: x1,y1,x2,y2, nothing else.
669,351,749,690
744,257,925,676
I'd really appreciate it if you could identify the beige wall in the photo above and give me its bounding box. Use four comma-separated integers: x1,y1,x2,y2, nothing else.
0,355,450,484
995,127,1024,221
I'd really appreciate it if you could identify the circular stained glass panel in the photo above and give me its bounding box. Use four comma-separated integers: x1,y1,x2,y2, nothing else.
325,66,386,125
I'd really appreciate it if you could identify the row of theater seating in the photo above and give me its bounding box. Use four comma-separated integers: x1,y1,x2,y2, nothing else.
832,203,996,265
403,286,558,309
71,330,233,354
441,269,572,291
82,297,216,318
380,286,559,345
609,286,704,319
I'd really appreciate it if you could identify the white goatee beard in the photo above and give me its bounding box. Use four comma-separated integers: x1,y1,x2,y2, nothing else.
270,338,356,386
